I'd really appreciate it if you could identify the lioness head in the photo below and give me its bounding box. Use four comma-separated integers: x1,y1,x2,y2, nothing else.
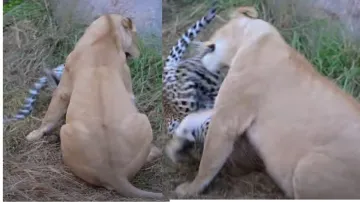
107,14,140,59
201,6,262,73
88,14,140,60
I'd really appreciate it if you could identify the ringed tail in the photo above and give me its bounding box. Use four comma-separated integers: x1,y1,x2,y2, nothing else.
3,64,64,124
164,1,218,69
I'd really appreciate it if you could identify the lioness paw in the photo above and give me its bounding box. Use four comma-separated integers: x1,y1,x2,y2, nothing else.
175,182,197,198
26,129,44,141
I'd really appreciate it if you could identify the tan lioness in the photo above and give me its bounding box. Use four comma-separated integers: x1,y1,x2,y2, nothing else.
26,14,163,199
174,6,360,199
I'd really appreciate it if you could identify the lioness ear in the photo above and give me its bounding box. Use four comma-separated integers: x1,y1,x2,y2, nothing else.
122,17,136,32
230,6,258,19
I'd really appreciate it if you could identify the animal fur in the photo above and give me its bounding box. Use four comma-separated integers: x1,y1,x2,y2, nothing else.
175,6,360,199
26,14,163,199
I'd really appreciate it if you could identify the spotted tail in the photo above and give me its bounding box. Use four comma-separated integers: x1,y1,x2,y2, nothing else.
3,64,64,123
164,1,218,69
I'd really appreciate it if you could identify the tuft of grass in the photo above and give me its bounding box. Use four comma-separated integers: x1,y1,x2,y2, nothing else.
129,39,163,138
4,0,44,20
277,16,360,100
3,0,24,14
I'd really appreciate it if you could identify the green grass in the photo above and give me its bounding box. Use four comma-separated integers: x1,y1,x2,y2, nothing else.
129,39,163,135
263,1,360,99
3,0,24,14
281,19,360,100
3,0,44,19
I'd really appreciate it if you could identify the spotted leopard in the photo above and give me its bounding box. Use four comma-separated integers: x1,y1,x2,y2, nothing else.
163,1,229,137
165,109,213,163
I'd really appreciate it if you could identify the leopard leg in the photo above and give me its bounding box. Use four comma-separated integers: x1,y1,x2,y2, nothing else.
165,110,213,163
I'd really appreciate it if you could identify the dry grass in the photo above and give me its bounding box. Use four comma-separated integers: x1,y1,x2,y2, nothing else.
3,0,163,201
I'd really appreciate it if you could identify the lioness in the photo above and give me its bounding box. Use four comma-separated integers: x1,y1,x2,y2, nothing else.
26,14,163,199
174,6,360,199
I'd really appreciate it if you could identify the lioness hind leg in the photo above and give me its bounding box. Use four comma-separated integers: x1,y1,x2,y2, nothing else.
293,152,360,199
121,113,154,179
60,123,103,186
